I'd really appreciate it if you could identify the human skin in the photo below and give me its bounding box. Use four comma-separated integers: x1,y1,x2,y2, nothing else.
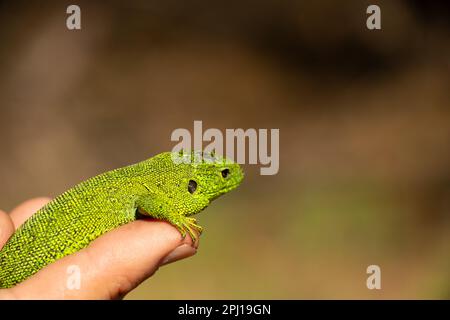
0,197,198,299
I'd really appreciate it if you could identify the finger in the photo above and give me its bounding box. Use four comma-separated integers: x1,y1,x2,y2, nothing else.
9,197,51,229
0,210,15,249
10,220,199,299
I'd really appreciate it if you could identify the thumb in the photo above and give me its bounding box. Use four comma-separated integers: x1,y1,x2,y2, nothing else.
9,220,198,299
0,210,15,249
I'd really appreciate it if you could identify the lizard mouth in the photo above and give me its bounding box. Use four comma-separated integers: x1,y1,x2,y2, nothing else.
209,182,242,201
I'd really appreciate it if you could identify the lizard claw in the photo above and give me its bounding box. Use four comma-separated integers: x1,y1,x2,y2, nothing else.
185,217,203,235
182,218,202,243
171,217,203,243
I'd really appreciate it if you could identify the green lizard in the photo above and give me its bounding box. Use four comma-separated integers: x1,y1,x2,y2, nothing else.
0,151,243,288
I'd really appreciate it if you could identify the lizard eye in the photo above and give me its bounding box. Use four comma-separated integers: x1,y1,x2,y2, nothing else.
221,168,230,178
188,180,197,194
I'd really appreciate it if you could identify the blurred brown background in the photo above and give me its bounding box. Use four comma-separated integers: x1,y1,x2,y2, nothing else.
0,0,449,298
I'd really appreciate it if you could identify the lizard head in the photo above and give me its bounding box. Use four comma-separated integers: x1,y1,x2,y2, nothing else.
178,150,244,216
186,151,244,199
144,151,244,217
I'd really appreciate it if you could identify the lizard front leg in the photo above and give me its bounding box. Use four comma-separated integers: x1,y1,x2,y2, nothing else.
169,215,203,243
135,197,202,242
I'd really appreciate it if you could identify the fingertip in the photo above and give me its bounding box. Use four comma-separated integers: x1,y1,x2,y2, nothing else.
9,197,51,229
160,243,197,266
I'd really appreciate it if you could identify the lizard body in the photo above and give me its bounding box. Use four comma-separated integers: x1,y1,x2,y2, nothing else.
0,151,243,288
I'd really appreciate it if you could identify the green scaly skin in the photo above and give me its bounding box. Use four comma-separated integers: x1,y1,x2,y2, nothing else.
0,151,244,288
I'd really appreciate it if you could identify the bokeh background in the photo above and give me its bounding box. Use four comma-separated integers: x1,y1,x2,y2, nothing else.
0,0,449,299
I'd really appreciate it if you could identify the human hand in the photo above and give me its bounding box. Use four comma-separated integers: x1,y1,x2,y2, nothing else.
0,197,198,299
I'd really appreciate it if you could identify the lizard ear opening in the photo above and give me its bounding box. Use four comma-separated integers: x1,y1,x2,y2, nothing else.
188,180,197,194
221,168,230,178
